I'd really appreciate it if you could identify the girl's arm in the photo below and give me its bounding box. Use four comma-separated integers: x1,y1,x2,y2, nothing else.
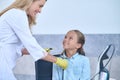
81,57,91,80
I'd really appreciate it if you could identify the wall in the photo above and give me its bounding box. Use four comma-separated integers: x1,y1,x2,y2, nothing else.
0,0,120,34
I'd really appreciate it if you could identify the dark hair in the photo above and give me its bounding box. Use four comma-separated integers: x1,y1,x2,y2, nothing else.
63,30,85,56
73,30,85,56
62,30,85,56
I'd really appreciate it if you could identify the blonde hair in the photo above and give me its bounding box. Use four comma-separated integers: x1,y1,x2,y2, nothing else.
0,0,40,27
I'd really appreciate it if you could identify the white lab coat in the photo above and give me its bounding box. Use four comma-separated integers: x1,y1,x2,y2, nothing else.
0,8,47,80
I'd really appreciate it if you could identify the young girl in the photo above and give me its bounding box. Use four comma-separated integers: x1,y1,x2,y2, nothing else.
52,30,90,80
0,0,67,80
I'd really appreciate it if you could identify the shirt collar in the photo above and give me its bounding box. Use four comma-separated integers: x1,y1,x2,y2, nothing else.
61,52,79,59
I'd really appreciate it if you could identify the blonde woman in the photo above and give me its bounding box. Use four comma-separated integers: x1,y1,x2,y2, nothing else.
0,0,67,80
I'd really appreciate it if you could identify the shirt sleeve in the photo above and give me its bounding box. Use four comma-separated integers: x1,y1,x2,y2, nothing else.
80,57,91,80
5,9,47,61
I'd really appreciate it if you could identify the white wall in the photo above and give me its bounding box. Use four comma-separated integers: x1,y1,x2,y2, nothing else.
0,0,120,34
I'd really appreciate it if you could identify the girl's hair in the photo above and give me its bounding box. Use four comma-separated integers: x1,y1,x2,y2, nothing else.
0,0,47,28
73,30,85,56
63,30,85,56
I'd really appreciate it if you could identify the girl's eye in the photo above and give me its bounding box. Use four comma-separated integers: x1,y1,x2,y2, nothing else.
69,37,73,40
64,36,67,39
39,5,43,8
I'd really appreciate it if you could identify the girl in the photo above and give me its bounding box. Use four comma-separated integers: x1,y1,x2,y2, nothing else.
53,30,90,80
0,0,67,80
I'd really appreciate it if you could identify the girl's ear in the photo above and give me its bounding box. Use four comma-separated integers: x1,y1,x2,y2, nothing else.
76,43,82,49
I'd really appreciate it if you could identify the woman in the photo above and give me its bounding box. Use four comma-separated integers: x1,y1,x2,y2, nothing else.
52,30,90,80
0,0,67,80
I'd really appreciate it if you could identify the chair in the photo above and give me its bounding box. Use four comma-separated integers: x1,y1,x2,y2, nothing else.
35,60,53,80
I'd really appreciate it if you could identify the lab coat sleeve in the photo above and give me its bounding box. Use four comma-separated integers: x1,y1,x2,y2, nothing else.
16,43,24,56
5,9,47,61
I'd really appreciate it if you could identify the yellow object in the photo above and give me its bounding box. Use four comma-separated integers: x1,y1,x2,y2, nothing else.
45,48,53,53
55,58,68,69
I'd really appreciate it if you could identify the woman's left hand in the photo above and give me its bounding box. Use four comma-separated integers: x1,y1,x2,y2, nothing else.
22,48,29,55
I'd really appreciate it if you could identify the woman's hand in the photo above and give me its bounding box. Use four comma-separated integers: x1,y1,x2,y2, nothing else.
22,48,29,55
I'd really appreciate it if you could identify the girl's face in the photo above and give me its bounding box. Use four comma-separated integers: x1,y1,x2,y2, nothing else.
63,31,81,51
27,0,46,18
